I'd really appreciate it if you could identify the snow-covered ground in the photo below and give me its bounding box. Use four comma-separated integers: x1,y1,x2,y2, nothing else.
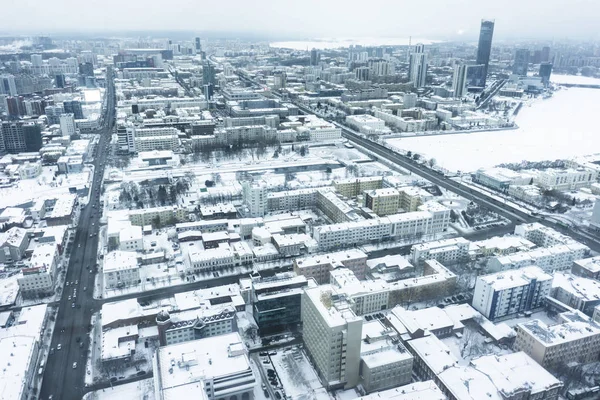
83,378,154,400
551,74,600,85
0,165,93,208
385,88,600,173
266,346,331,400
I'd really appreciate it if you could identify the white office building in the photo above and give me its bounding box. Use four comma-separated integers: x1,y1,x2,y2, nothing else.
302,284,363,390
59,113,77,136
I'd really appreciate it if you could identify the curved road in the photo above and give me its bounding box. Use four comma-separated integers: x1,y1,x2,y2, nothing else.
39,67,116,400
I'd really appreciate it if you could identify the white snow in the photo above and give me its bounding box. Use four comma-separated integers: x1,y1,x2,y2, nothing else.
83,378,154,400
270,347,330,400
385,88,600,172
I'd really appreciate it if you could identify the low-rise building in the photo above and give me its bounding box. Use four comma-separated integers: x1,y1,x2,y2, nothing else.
129,205,187,227
410,237,470,266
152,332,256,400
473,167,533,192
0,226,29,264
156,305,236,346
487,243,589,273
17,243,60,298
514,310,600,369
551,273,600,316
103,251,140,289
535,168,598,191
359,319,413,394
334,177,383,198
472,266,552,320
571,255,600,280
293,249,368,284
472,235,536,257
364,188,401,216
119,224,143,251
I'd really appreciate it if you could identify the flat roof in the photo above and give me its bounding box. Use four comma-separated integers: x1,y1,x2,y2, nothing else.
477,266,552,291
354,381,445,399
0,336,37,400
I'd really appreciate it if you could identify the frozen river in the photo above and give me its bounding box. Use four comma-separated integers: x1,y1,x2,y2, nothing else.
386,87,600,173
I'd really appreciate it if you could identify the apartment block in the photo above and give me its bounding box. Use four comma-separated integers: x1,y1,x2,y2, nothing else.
410,237,470,266
333,177,383,198
487,243,589,273
103,251,140,289
302,285,363,390
294,249,368,284
364,188,401,216
129,205,187,227
472,266,552,320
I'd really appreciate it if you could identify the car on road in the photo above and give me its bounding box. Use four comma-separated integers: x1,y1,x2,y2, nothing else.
76,280,78,284
72,303,75,308
79,342,84,348
68,296,71,300
50,348,54,354
57,344,62,350
83,286,87,291
72,362,77,369
90,234,93,238
76,337,81,342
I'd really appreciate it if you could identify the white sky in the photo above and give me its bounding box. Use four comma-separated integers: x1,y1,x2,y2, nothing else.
4,0,600,39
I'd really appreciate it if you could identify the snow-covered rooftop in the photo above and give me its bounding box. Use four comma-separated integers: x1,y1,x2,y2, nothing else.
103,251,139,273
353,380,445,399
477,266,552,291
552,272,600,302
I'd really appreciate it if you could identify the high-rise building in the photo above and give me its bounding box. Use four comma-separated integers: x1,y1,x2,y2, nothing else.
78,62,94,77
60,114,76,136
5,96,20,117
0,121,42,153
467,64,487,88
194,37,202,52
368,59,390,76
0,75,17,96
408,44,427,88
302,285,363,390
55,74,66,88
541,46,551,63
539,62,553,86
310,48,320,66
202,61,216,86
31,54,43,68
476,19,495,87
355,66,371,81
452,64,468,98
513,48,530,76
63,100,84,119
45,105,64,125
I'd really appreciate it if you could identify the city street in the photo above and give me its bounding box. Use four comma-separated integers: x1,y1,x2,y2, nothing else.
39,67,115,400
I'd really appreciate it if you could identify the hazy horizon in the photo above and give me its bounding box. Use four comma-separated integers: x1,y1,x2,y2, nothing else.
3,0,600,41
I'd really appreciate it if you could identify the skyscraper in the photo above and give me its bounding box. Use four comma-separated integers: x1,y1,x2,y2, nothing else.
539,63,553,86
63,100,84,120
408,44,427,88
0,75,17,96
513,48,530,76
195,37,202,53
476,19,495,87
310,48,320,66
452,64,468,98
202,61,216,86
541,46,551,63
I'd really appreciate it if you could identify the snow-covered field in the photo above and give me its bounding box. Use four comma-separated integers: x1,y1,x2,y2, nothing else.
83,378,154,400
385,88,600,172
269,347,330,400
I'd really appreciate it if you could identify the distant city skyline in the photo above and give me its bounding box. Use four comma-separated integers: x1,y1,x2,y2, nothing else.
2,0,600,40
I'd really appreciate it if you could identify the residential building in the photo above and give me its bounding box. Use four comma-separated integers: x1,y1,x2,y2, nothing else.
364,188,401,216
572,255,600,280
119,225,143,251
0,121,43,153
302,284,363,390
592,201,600,231
17,243,60,298
293,249,368,284
123,126,180,153
514,310,600,369
103,251,140,289
242,180,267,217
0,227,29,264
551,273,600,316
334,177,383,198
152,332,256,400
515,222,579,247
452,64,468,98
359,320,413,394
398,187,433,212
408,44,427,88
472,266,552,320
410,237,470,266
487,243,589,273
472,236,536,257
475,19,495,87
345,115,387,135
129,205,187,226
